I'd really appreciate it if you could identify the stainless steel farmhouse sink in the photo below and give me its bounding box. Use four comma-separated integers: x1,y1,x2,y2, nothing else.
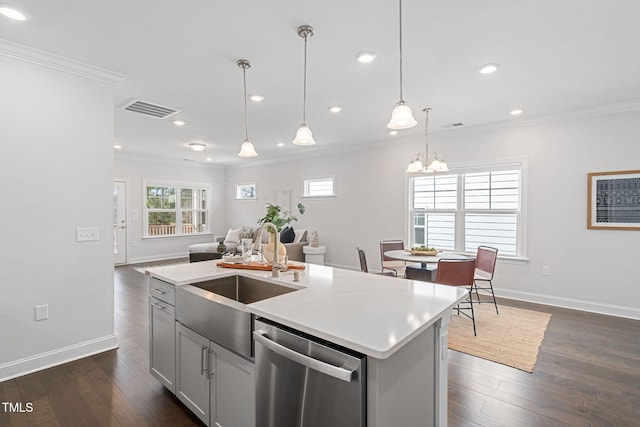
176,275,299,359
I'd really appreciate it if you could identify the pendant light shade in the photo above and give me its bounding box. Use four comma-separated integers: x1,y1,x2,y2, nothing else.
237,59,258,158
388,0,417,130
406,108,449,173
239,140,258,157
388,101,417,129
293,124,315,146
293,25,316,146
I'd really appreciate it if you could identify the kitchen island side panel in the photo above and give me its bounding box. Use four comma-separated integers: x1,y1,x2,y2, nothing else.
366,324,437,427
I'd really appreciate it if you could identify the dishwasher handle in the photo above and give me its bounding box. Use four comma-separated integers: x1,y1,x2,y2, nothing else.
254,330,355,383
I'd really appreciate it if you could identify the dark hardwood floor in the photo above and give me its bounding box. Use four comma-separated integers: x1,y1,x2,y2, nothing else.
1,263,639,426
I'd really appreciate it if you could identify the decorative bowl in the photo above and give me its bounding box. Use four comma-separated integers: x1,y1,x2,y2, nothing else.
407,250,439,256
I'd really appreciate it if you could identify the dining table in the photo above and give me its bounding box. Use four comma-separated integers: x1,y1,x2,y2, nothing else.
384,249,473,282
383,249,471,267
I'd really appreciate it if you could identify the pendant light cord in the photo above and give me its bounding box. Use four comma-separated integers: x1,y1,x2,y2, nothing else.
302,33,308,125
243,66,249,141
399,0,404,102
423,107,431,155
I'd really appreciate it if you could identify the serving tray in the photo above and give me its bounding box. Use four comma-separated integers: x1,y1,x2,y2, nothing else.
217,261,305,271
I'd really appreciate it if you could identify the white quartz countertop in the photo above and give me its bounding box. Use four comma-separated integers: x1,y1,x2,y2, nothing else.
145,261,466,359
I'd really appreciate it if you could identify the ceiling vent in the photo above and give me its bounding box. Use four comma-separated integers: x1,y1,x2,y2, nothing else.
122,99,180,119
443,122,464,128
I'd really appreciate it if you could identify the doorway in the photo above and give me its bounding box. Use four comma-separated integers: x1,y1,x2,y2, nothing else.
113,180,127,264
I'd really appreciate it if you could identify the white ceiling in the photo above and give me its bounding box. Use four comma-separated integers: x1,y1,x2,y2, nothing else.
3,0,640,165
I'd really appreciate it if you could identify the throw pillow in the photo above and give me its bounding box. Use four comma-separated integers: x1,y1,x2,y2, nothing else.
280,226,295,243
225,227,241,243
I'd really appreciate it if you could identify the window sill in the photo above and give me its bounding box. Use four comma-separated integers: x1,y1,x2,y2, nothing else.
143,232,213,240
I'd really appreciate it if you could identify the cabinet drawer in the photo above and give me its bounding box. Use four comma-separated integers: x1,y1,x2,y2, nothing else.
149,277,175,306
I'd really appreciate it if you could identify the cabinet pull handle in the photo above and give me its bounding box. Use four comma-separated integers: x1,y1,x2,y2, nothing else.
201,345,208,375
150,302,166,310
151,288,167,295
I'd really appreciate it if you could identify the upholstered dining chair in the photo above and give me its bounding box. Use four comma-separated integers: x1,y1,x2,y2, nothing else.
473,246,499,314
435,259,477,336
380,240,407,277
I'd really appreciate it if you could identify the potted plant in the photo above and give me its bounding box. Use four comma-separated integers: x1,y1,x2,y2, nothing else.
257,203,305,232
257,203,305,263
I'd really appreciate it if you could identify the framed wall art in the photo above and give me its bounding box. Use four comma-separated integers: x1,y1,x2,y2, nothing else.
236,182,257,200
587,170,640,230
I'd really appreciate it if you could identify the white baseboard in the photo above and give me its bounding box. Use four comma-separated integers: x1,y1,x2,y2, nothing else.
0,335,118,382
129,252,188,265
496,289,640,320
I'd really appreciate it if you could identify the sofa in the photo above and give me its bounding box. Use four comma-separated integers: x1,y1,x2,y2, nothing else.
187,225,309,262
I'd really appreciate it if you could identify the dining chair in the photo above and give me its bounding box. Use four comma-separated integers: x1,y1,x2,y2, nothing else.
473,246,499,314
435,259,477,336
357,247,369,273
358,247,396,276
380,240,406,277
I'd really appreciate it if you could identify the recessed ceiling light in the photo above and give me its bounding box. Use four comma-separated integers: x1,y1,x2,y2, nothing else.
356,51,377,63
276,142,285,147
206,157,213,162
0,5,28,21
189,142,206,152
478,63,499,74
250,95,264,102
389,130,398,135
113,144,122,150
173,120,186,126
510,109,523,116
329,106,342,113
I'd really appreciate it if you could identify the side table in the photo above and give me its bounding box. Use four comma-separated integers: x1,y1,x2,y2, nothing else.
303,245,326,265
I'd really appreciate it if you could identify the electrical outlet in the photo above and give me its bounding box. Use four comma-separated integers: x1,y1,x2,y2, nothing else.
542,266,551,276
35,304,48,321
76,227,100,242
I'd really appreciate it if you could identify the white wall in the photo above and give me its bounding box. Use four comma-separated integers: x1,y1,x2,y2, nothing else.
0,49,119,380
113,155,227,263
225,110,640,319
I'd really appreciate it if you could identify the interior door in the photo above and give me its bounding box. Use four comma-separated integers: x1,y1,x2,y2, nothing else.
113,180,127,264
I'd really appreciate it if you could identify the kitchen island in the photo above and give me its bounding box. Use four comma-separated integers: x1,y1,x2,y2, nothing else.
145,260,466,427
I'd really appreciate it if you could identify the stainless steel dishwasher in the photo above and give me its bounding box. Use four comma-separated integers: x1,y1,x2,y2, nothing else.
254,318,366,427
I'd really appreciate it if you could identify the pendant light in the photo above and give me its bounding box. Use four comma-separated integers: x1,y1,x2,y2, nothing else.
387,0,417,130
237,59,258,157
293,25,316,146
406,108,449,173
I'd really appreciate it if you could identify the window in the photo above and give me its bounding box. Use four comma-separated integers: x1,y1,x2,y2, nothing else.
144,181,210,237
409,163,524,257
303,177,335,197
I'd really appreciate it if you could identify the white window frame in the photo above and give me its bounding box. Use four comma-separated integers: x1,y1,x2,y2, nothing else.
406,157,528,259
143,179,212,238
302,176,336,198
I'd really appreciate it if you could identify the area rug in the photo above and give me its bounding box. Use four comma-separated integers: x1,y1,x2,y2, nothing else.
447,303,552,373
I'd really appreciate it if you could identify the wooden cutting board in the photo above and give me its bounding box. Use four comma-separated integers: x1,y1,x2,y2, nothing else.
216,261,305,271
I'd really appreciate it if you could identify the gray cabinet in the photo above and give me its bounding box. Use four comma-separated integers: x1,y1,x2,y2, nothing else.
212,342,255,427
148,278,176,392
176,322,211,425
175,322,255,427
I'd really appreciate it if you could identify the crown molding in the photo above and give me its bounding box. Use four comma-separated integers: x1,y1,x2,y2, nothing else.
430,99,640,141
0,38,125,85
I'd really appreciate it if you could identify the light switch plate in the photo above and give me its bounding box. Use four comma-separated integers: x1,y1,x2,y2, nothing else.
77,227,100,242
